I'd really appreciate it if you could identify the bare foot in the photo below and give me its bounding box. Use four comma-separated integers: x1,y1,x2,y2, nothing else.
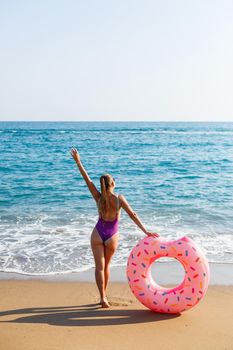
100,297,110,308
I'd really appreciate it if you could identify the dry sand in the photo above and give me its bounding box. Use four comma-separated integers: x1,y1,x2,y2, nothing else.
0,280,232,350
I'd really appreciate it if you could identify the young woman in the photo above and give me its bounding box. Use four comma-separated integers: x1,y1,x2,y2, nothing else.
70,148,159,308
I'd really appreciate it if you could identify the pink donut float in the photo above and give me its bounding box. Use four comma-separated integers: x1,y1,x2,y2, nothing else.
127,236,210,314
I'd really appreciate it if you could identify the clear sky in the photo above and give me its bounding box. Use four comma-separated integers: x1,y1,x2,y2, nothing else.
1,0,233,121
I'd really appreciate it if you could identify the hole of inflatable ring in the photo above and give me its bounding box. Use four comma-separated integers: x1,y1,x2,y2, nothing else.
150,257,186,289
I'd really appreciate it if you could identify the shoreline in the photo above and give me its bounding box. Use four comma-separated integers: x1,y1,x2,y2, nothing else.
1,261,233,285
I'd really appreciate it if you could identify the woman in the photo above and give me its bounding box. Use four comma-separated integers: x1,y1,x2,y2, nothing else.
70,148,159,308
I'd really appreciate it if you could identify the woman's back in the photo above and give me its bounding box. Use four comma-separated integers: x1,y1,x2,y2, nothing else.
97,194,120,221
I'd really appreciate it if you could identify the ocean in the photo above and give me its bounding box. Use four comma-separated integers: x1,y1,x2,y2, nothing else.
0,121,233,276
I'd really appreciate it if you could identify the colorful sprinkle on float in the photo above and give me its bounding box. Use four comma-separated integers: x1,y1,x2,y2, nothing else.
126,236,210,314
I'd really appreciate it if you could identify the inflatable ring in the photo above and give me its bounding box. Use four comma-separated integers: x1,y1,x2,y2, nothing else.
127,236,210,314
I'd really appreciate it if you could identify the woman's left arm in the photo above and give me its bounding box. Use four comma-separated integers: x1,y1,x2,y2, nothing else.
70,148,100,202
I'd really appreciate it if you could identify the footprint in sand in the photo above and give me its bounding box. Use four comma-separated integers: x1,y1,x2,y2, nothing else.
108,297,135,307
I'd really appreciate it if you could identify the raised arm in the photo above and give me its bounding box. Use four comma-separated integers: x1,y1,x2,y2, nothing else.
119,194,159,237
70,148,100,202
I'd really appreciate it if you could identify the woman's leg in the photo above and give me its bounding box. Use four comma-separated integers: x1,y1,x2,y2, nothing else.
104,233,119,292
91,228,109,307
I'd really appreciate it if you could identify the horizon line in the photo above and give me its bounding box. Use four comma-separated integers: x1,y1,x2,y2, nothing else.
1,120,233,123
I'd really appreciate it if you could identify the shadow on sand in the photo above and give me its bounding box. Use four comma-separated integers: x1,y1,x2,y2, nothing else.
0,303,180,327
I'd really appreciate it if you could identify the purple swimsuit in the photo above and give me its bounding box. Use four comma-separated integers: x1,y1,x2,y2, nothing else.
95,196,120,242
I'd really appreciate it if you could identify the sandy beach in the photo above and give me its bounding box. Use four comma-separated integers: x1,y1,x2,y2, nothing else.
1,274,232,350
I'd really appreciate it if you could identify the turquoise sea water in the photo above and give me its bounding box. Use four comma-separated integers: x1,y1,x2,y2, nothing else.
0,121,233,275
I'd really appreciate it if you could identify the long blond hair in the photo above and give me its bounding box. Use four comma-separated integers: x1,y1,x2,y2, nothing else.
99,174,114,217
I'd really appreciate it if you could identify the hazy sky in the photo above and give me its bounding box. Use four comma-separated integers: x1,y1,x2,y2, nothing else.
1,0,233,121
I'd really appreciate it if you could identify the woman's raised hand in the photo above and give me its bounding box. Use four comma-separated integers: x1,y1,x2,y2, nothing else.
145,231,160,238
70,148,81,164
